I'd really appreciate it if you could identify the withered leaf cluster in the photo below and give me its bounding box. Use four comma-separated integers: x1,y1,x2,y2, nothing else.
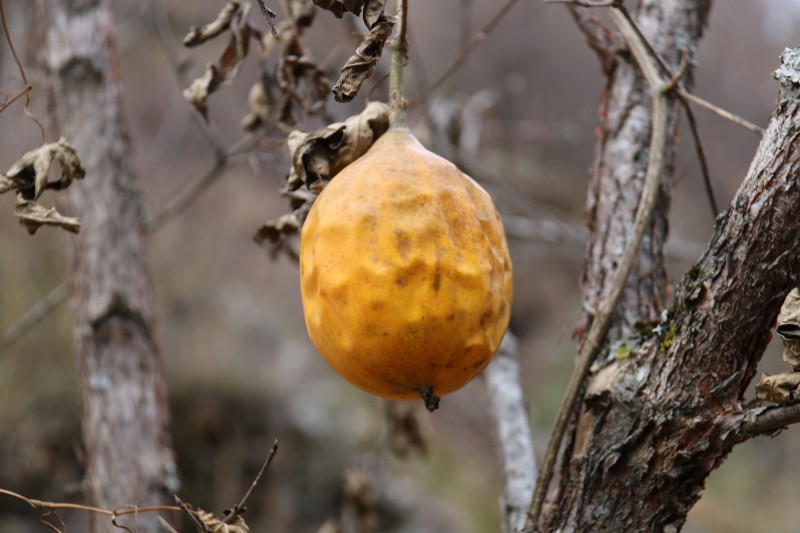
183,0,261,121
183,0,332,134
313,0,396,102
1,138,85,234
254,101,390,259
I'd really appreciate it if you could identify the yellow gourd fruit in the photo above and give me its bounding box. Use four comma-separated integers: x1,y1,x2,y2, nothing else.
299,127,512,410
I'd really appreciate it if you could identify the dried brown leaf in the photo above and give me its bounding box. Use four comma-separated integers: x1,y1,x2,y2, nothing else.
183,3,262,121
241,82,271,131
331,18,395,103
288,100,389,189
184,0,243,47
312,0,364,19
183,65,224,120
15,196,80,235
254,102,390,256
778,289,800,369
196,510,251,533
756,371,800,404
362,0,388,28
2,138,85,200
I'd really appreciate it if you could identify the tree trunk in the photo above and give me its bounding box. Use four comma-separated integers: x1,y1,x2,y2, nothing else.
546,3,800,531
40,1,176,531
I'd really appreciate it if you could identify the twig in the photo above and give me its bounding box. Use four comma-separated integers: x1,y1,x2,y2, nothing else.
144,134,257,231
223,439,279,524
526,4,671,529
482,332,536,533
0,86,28,114
739,403,800,437
1,283,68,348
409,0,521,109
176,495,208,533
0,487,193,518
682,95,718,216
679,90,765,136
0,0,45,141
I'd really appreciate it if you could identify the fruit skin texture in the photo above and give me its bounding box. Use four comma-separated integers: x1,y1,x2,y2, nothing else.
300,128,512,403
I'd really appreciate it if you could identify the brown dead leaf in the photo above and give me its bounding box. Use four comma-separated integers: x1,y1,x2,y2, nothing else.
362,0,388,28
184,0,243,47
254,101,390,256
196,510,251,533
15,196,80,235
1,138,85,234
241,82,271,131
2,137,85,200
756,371,800,404
331,16,395,102
288,100,389,189
778,289,800,370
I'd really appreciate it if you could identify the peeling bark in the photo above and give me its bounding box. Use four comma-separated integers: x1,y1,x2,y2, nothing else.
39,1,176,531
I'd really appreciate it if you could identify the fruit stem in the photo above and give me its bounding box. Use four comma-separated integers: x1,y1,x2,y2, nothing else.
389,0,409,129
421,386,440,412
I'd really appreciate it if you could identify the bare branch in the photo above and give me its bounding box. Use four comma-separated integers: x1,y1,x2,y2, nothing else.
483,332,536,533
679,90,765,135
0,0,45,140
739,403,800,437
223,440,279,524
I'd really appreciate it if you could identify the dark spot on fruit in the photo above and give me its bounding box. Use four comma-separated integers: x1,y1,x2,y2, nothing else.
432,267,441,292
480,308,493,326
395,229,411,258
370,300,385,311
447,313,455,322
396,277,407,287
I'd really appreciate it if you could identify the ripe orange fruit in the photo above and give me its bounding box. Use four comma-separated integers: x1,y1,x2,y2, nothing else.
299,128,512,410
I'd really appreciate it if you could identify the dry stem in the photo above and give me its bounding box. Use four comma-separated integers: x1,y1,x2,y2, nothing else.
389,0,409,127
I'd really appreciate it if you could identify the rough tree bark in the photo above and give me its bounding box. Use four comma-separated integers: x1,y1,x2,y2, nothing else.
543,2,800,531
39,1,176,531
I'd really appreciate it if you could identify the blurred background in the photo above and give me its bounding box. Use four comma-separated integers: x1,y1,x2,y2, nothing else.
1,0,798,531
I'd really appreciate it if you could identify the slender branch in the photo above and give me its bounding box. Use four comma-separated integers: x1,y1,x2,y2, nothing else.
409,0,521,109
682,97,718,216
389,0,409,127
223,439,279,524
483,332,536,533
739,403,800,437
0,0,45,140
0,86,29,114
0,283,68,348
679,90,765,135
526,4,671,528
0,488,193,518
